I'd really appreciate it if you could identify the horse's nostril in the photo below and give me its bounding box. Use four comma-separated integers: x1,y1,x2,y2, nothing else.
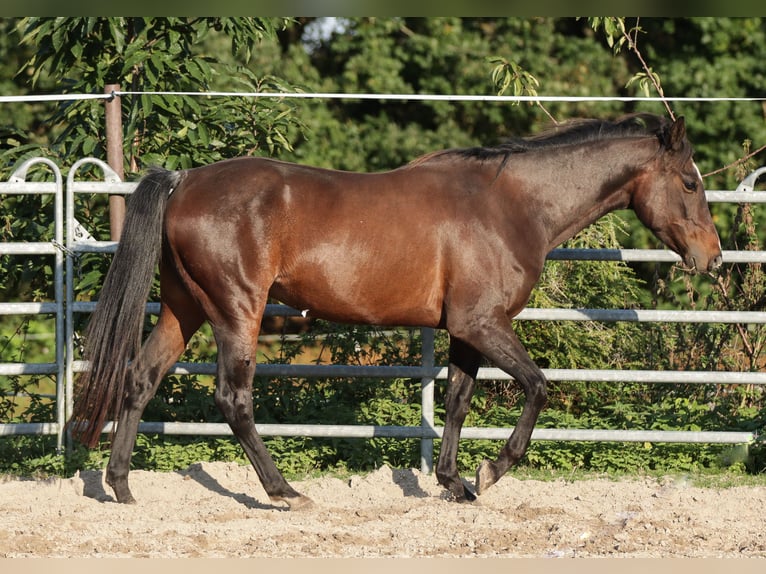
710,254,723,271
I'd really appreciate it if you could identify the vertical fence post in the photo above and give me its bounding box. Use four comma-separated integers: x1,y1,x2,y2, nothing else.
420,327,436,473
52,165,65,452
104,84,125,241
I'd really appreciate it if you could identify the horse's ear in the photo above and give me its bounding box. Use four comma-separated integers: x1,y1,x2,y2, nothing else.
666,116,686,151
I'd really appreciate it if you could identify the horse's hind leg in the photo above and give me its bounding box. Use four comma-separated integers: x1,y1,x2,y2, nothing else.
213,322,313,511
106,303,203,503
436,337,482,502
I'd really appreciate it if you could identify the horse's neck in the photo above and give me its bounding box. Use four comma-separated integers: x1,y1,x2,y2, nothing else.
518,139,654,251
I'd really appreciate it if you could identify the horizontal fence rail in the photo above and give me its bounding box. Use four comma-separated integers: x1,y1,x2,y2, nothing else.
2,157,766,473
71,421,747,446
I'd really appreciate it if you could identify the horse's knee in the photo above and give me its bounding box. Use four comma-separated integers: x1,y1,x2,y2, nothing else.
519,372,547,411
529,379,547,409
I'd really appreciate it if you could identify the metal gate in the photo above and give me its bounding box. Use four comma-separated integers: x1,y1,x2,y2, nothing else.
2,158,765,471
0,158,65,449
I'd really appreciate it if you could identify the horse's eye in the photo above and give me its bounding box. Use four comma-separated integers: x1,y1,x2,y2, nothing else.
683,179,697,192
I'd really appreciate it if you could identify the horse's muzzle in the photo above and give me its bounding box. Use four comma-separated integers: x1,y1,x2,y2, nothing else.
687,252,723,275
708,253,723,273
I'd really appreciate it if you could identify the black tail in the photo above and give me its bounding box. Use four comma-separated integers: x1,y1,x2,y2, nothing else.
68,168,182,447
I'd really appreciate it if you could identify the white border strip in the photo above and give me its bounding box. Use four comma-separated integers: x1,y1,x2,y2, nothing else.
0,93,113,103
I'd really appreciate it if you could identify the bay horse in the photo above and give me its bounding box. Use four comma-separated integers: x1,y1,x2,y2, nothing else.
69,113,722,510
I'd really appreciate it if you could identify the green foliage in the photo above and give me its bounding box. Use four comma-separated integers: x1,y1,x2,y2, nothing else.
2,376,762,479
517,216,645,372
0,165,59,422
262,18,637,170
8,17,303,173
0,313,57,424
451,383,760,475
488,56,540,100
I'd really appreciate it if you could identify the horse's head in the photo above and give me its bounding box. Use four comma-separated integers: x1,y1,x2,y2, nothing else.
630,116,722,274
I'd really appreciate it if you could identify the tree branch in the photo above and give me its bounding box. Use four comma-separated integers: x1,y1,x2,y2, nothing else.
703,142,766,178
620,18,675,120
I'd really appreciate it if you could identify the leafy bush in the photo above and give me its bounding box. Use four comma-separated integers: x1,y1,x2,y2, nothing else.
2,371,762,479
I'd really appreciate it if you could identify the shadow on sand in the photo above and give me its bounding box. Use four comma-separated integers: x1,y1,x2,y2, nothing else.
75,465,284,511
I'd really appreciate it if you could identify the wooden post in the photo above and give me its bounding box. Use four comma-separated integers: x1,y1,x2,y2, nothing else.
104,84,125,241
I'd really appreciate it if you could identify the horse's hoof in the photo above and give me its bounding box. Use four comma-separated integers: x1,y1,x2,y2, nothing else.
273,493,315,511
461,485,477,503
112,488,136,504
475,459,498,496
289,495,315,511
440,482,476,503
108,479,136,504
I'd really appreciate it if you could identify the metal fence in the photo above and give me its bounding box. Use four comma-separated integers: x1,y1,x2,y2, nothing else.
0,158,65,449
2,157,765,472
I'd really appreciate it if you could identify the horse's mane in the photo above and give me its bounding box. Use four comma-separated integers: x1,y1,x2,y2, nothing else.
410,113,673,166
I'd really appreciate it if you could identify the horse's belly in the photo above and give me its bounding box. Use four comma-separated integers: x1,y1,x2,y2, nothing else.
269,273,442,327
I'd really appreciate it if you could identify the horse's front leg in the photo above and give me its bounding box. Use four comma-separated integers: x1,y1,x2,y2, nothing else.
469,316,547,495
436,337,482,502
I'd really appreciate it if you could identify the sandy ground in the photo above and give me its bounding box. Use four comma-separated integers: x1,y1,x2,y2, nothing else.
1,461,765,558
